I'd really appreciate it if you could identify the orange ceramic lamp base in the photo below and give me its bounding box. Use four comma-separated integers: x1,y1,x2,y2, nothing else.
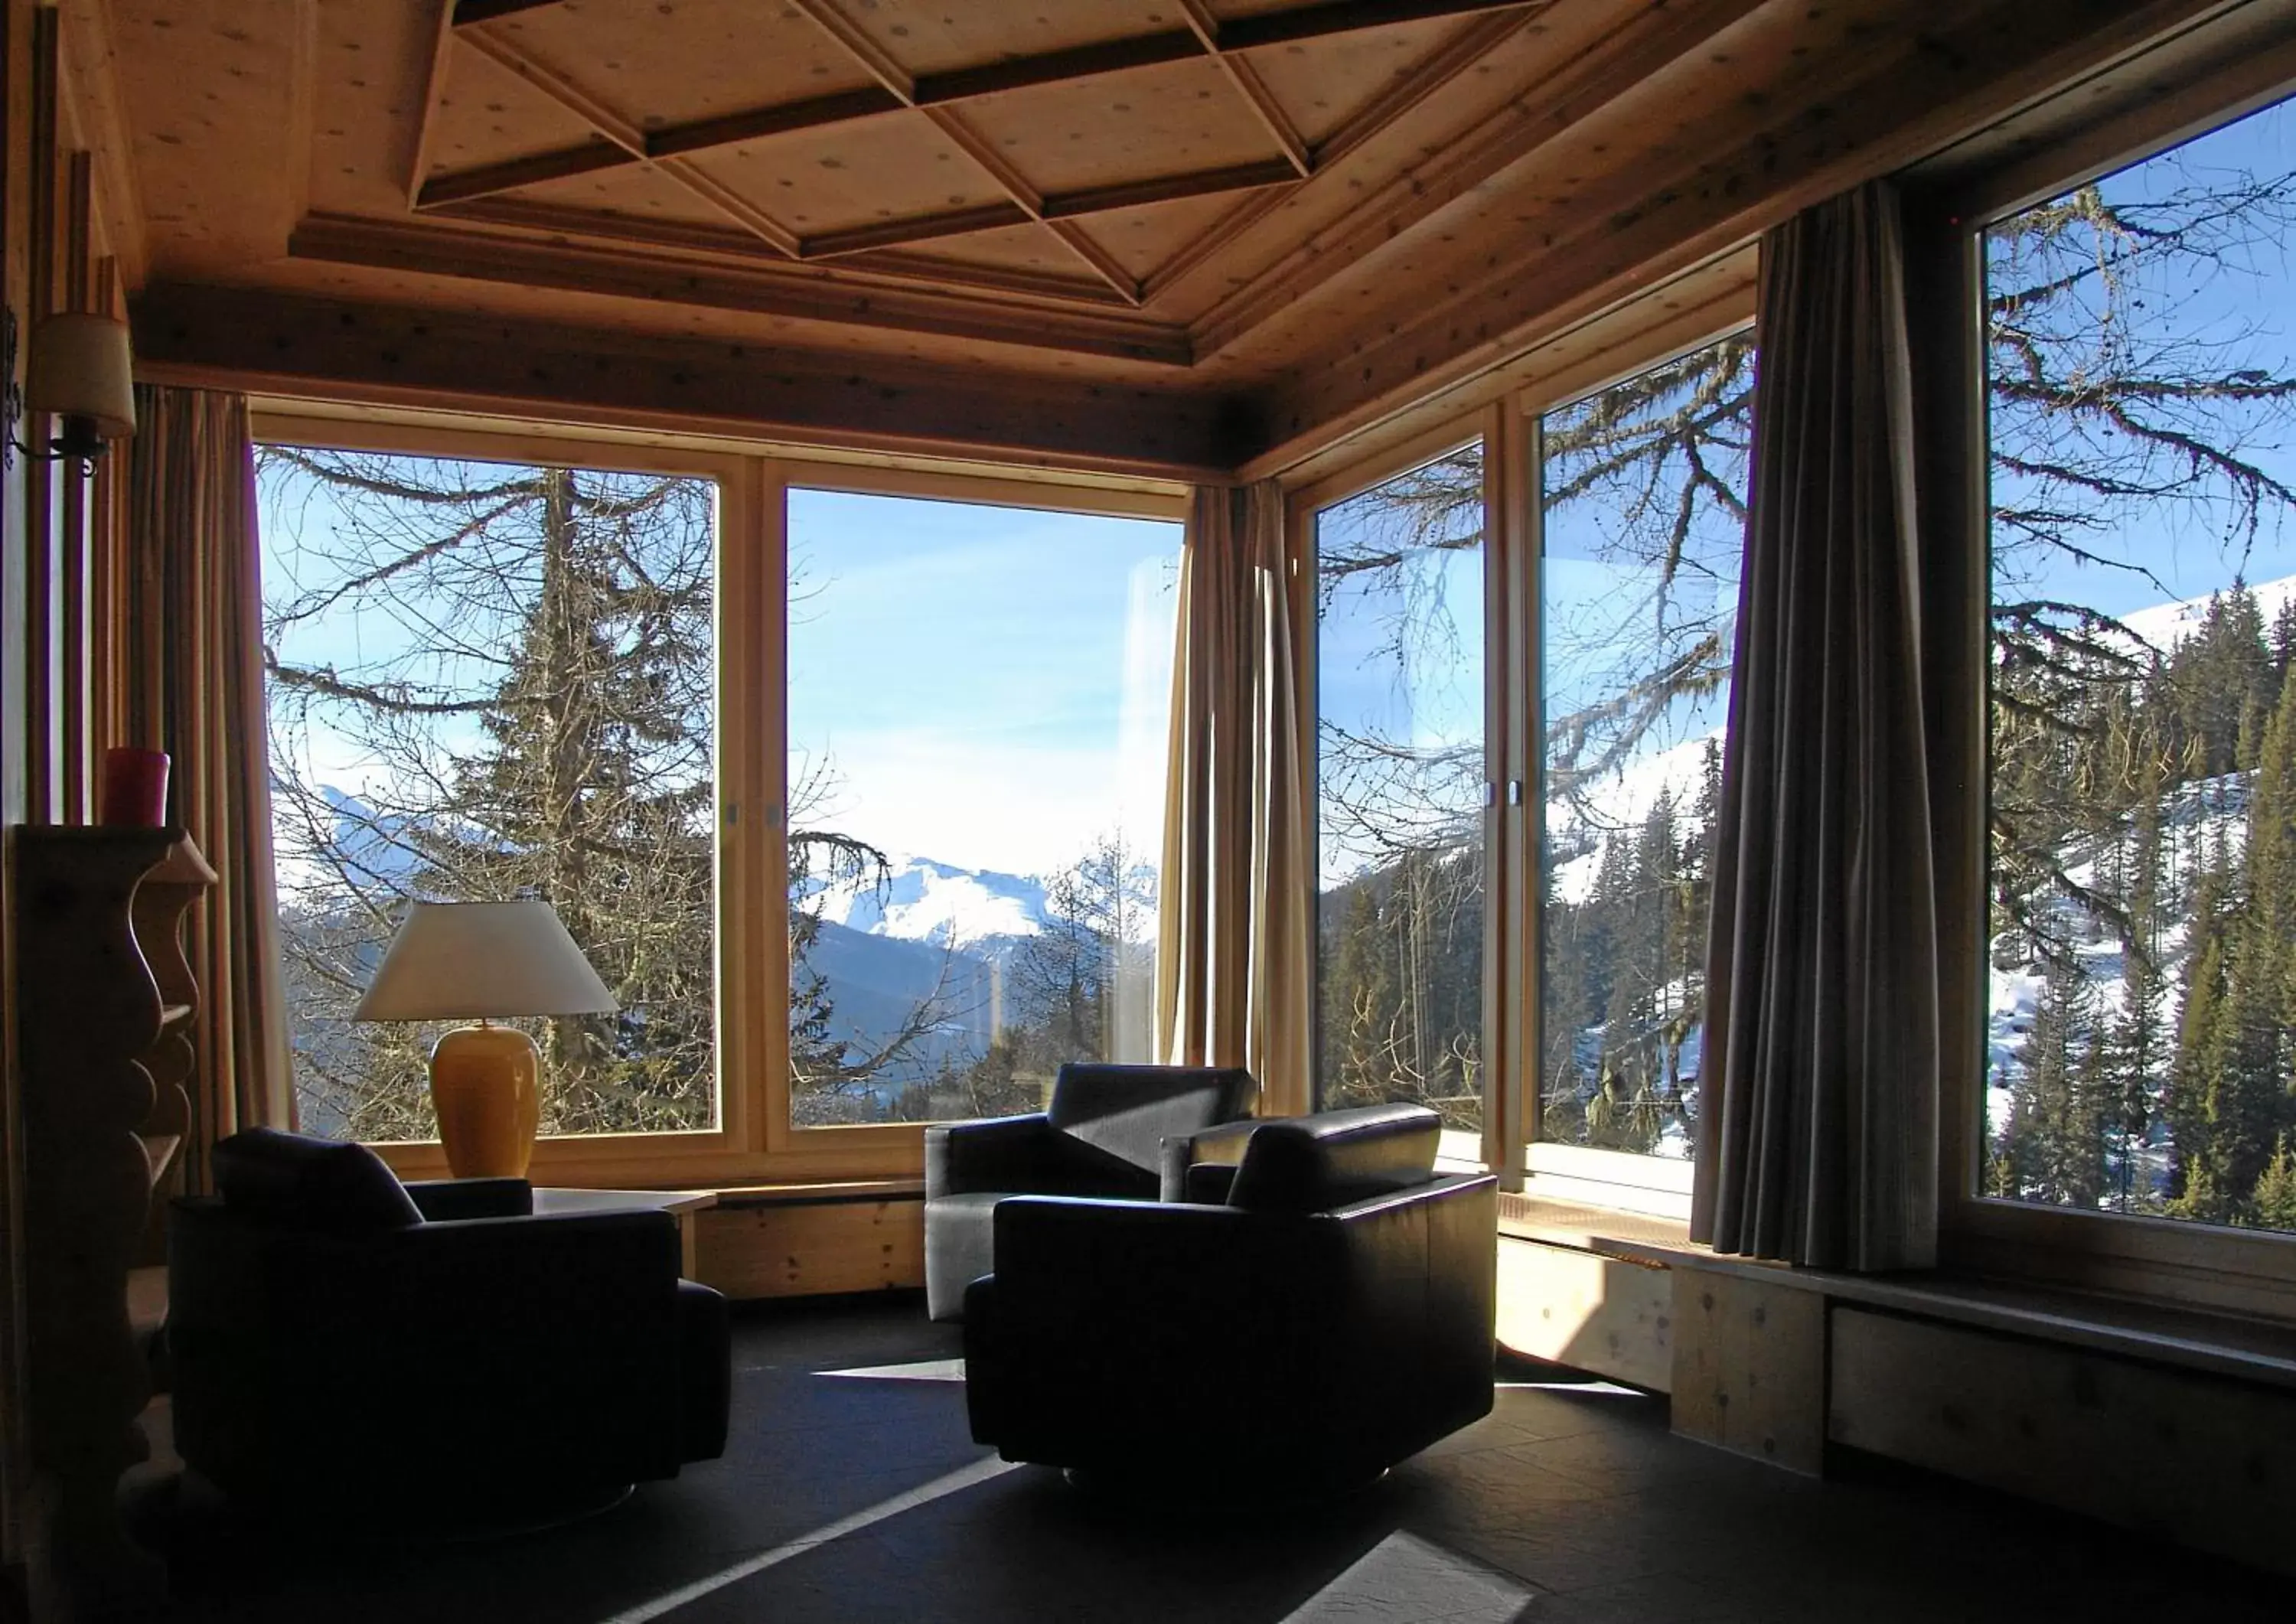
429,1022,541,1179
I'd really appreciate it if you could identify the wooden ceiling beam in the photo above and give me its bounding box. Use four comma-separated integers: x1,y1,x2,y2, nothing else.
1217,0,1534,51
430,197,1137,305
1140,6,1540,302
799,203,1035,259
1178,0,1312,177
131,282,1233,481
449,0,563,25
419,139,626,209
645,86,905,158
1042,158,1303,220
912,31,1205,104
453,22,806,259
406,2,461,210
1187,0,1773,352
419,0,1546,216
285,212,1195,364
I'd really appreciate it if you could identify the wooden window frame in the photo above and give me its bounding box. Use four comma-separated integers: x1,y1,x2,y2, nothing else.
253,408,1185,1189
1910,38,2296,1323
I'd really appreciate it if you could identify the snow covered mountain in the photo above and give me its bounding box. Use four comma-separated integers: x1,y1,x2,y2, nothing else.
807,854,1049,947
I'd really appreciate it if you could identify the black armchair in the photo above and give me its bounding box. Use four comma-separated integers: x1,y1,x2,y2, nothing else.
168,1129,729,1521
923,1062,1257,1320
963,1104,1497,1495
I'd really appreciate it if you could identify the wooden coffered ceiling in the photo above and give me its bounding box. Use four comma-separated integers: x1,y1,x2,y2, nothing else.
82,0,2277,475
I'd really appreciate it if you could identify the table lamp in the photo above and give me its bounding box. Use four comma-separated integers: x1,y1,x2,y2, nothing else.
353,899,617,1178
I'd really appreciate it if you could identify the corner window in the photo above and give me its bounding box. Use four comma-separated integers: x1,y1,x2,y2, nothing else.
1984,95,2296,1233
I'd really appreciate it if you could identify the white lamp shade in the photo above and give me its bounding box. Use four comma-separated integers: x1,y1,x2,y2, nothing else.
26,313,135,439
353,899,618,1022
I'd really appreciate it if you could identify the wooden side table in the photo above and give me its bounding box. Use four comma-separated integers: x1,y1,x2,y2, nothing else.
531,1188,718,1278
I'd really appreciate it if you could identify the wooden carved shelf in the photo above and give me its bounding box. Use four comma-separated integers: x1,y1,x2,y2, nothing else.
8,824,215,1621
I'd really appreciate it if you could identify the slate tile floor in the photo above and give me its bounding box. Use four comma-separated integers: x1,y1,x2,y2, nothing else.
150,1293,2285,1622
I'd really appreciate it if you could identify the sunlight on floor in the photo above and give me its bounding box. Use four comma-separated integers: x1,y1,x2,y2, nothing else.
819,1358,968,1382
595,1454,1019,1624
1278,1531,1536,1623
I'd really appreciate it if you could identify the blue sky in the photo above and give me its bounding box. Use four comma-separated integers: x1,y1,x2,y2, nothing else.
1991,96,2296,618
785,488,1178,876
260,471,1179,885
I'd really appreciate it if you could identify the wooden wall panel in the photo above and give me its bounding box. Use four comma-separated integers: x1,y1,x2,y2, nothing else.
1495,1236,1674,1393
130,282,1233,481
1831,1307,2296,1578
1670,1267,1827,1475
695,1195,926,1300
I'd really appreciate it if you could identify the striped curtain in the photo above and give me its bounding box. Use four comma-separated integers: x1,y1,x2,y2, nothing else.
1156,481,1314,1115
121,385,296,1186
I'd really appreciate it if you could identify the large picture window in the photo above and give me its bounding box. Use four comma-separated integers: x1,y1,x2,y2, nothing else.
1983,94,2296,1234
259,448,722,1143
784,487,1179,1129
1313,444,1489,1133
1536,336,1753,1163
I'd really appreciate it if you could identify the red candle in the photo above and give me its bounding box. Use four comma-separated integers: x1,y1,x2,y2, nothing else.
99,747,171,828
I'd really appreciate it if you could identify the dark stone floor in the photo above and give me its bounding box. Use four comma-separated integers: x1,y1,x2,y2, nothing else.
148,1293,2285,1622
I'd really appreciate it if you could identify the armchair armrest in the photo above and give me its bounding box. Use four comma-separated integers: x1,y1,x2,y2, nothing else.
1157,1117,1263,1202
406,1176,533,1221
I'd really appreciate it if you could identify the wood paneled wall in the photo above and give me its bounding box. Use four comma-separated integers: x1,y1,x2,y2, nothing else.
1,0,137,1586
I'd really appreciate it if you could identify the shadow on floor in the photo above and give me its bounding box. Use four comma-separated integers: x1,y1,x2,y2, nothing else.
143,1292,2284,1624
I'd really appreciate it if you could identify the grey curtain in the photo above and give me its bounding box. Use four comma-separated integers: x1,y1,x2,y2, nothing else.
1690,181,1941,1271
1157,481,1313,1114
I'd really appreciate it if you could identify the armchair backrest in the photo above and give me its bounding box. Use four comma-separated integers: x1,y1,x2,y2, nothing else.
211,1127,425,1231
1225,1104,1442,1213
1045,1063,1257,1176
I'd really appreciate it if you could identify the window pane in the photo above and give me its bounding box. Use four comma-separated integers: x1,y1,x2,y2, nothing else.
785,490,1179,1126
1985,98,2296,1232
259,451,720,1140
1538,338,1753,1159
1315,446,1487,1132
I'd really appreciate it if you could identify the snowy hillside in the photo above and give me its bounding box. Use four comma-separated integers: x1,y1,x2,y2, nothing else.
809,854,1048,946
1547,729,1722,905
2120,569,2296,652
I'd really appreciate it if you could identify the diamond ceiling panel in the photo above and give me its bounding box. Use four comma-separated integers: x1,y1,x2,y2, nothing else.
954,56,1280,200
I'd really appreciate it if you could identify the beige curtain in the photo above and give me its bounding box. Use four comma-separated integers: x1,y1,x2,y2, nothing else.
122,385,297,1186
1690,181,1941,1271
1157,481,1313,1112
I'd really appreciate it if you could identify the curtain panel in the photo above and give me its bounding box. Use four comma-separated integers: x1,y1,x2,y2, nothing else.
1691,181,1943,1271
122,385,297,1185
1156,481,1313,1113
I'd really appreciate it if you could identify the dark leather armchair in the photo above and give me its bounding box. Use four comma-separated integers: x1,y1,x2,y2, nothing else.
168,1128,729,1521
963,1104,1497,1494
923,1062,1257,1320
